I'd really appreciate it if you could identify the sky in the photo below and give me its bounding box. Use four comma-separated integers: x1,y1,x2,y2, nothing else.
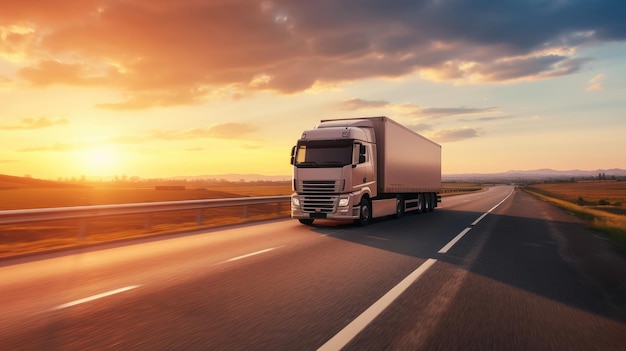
1,0,625,180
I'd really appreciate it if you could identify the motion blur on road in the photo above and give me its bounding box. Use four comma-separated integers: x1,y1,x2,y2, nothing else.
1,186,625,350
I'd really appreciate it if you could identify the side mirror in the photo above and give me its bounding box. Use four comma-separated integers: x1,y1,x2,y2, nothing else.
359,154,366,163
290,146,296,165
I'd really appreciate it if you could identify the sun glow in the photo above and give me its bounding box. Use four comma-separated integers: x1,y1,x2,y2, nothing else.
80,145,121,175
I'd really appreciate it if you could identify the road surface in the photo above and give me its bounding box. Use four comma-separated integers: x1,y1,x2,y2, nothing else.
1,186,625,350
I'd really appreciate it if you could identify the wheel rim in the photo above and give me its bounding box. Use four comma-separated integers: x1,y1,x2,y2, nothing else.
361,202,370,222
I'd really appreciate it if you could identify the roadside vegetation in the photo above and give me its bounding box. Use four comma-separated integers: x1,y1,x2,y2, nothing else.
0,182,292,258
440,182,483,195
0,179,481,258
524,181,626,254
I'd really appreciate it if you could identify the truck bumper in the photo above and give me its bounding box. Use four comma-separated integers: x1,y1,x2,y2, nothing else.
291,210,357,221
291,193,358,221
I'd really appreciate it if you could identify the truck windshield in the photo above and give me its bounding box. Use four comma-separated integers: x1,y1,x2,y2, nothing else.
295,140,353,168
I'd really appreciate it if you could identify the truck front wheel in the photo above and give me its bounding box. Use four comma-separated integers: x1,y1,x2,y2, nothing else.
355,198,372,226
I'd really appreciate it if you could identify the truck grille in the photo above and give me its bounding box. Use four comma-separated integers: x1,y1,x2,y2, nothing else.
301,195,337,213
299,180,339,213
300,180,339,194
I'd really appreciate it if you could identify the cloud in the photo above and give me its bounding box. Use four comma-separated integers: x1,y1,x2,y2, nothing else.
18,143,74,152
392,101,498,119
337,98,500,121
149,123,258,140
339,98,391,110
419,106,497,118
108,123,258,144
465,56,593,82
3,1,625,108
16,123,257,152
586,74,604,91
0,117,68,130
457,115,515,122
406,123,433,133
429,128,480,142
18,60,109,86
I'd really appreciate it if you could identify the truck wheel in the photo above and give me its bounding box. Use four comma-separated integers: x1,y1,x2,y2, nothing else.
429,193,436,212
299,219,314,225
417,193,424,213
355,198,372,226
424,193,431,212
395,195,404,218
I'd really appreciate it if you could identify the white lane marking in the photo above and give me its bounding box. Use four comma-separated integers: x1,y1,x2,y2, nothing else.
438,227,472,254
471,213,488,226
487,190,514,213
317,188,516,349
366,235,390,241
318,258,437,351
441,189,515,253
226,247,277,262
51,285,140,311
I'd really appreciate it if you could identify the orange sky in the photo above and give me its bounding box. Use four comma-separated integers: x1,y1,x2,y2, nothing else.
1,1,625,179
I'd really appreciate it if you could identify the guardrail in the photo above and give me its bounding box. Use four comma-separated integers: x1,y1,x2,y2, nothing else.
0,196,291,239
0,187,483,242
440,187,483,194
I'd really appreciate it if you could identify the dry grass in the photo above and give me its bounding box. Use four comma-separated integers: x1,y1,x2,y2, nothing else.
0,185,292,210
531,181,626,206
0,184,291,258
524,183,626,253
0,181,471,258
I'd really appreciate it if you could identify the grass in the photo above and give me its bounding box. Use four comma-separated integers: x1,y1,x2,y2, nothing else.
440,182,484,196
0,183,292,258
529,181,626,209
0,186,291,210
524,184,626,254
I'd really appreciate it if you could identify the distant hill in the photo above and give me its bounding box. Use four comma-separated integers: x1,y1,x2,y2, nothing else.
0,174,86,189
444,168,626,183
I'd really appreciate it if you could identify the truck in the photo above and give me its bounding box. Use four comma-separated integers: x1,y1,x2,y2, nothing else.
290,116,441,226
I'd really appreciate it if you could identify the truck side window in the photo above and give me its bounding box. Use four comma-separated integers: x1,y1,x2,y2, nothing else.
296,146,307,163
359,145,367,164
353,144,361,164
354,143,366,164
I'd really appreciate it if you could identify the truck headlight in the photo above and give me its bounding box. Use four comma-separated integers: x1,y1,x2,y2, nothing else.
291,197,300,207
338,198,349,207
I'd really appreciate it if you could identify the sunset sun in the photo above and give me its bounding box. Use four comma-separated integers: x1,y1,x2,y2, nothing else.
81,145,120,175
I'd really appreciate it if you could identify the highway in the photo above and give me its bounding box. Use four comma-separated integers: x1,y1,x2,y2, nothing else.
1,186,625,350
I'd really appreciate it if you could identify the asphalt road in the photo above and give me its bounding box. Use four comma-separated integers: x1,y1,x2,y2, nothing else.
1,186,625,350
